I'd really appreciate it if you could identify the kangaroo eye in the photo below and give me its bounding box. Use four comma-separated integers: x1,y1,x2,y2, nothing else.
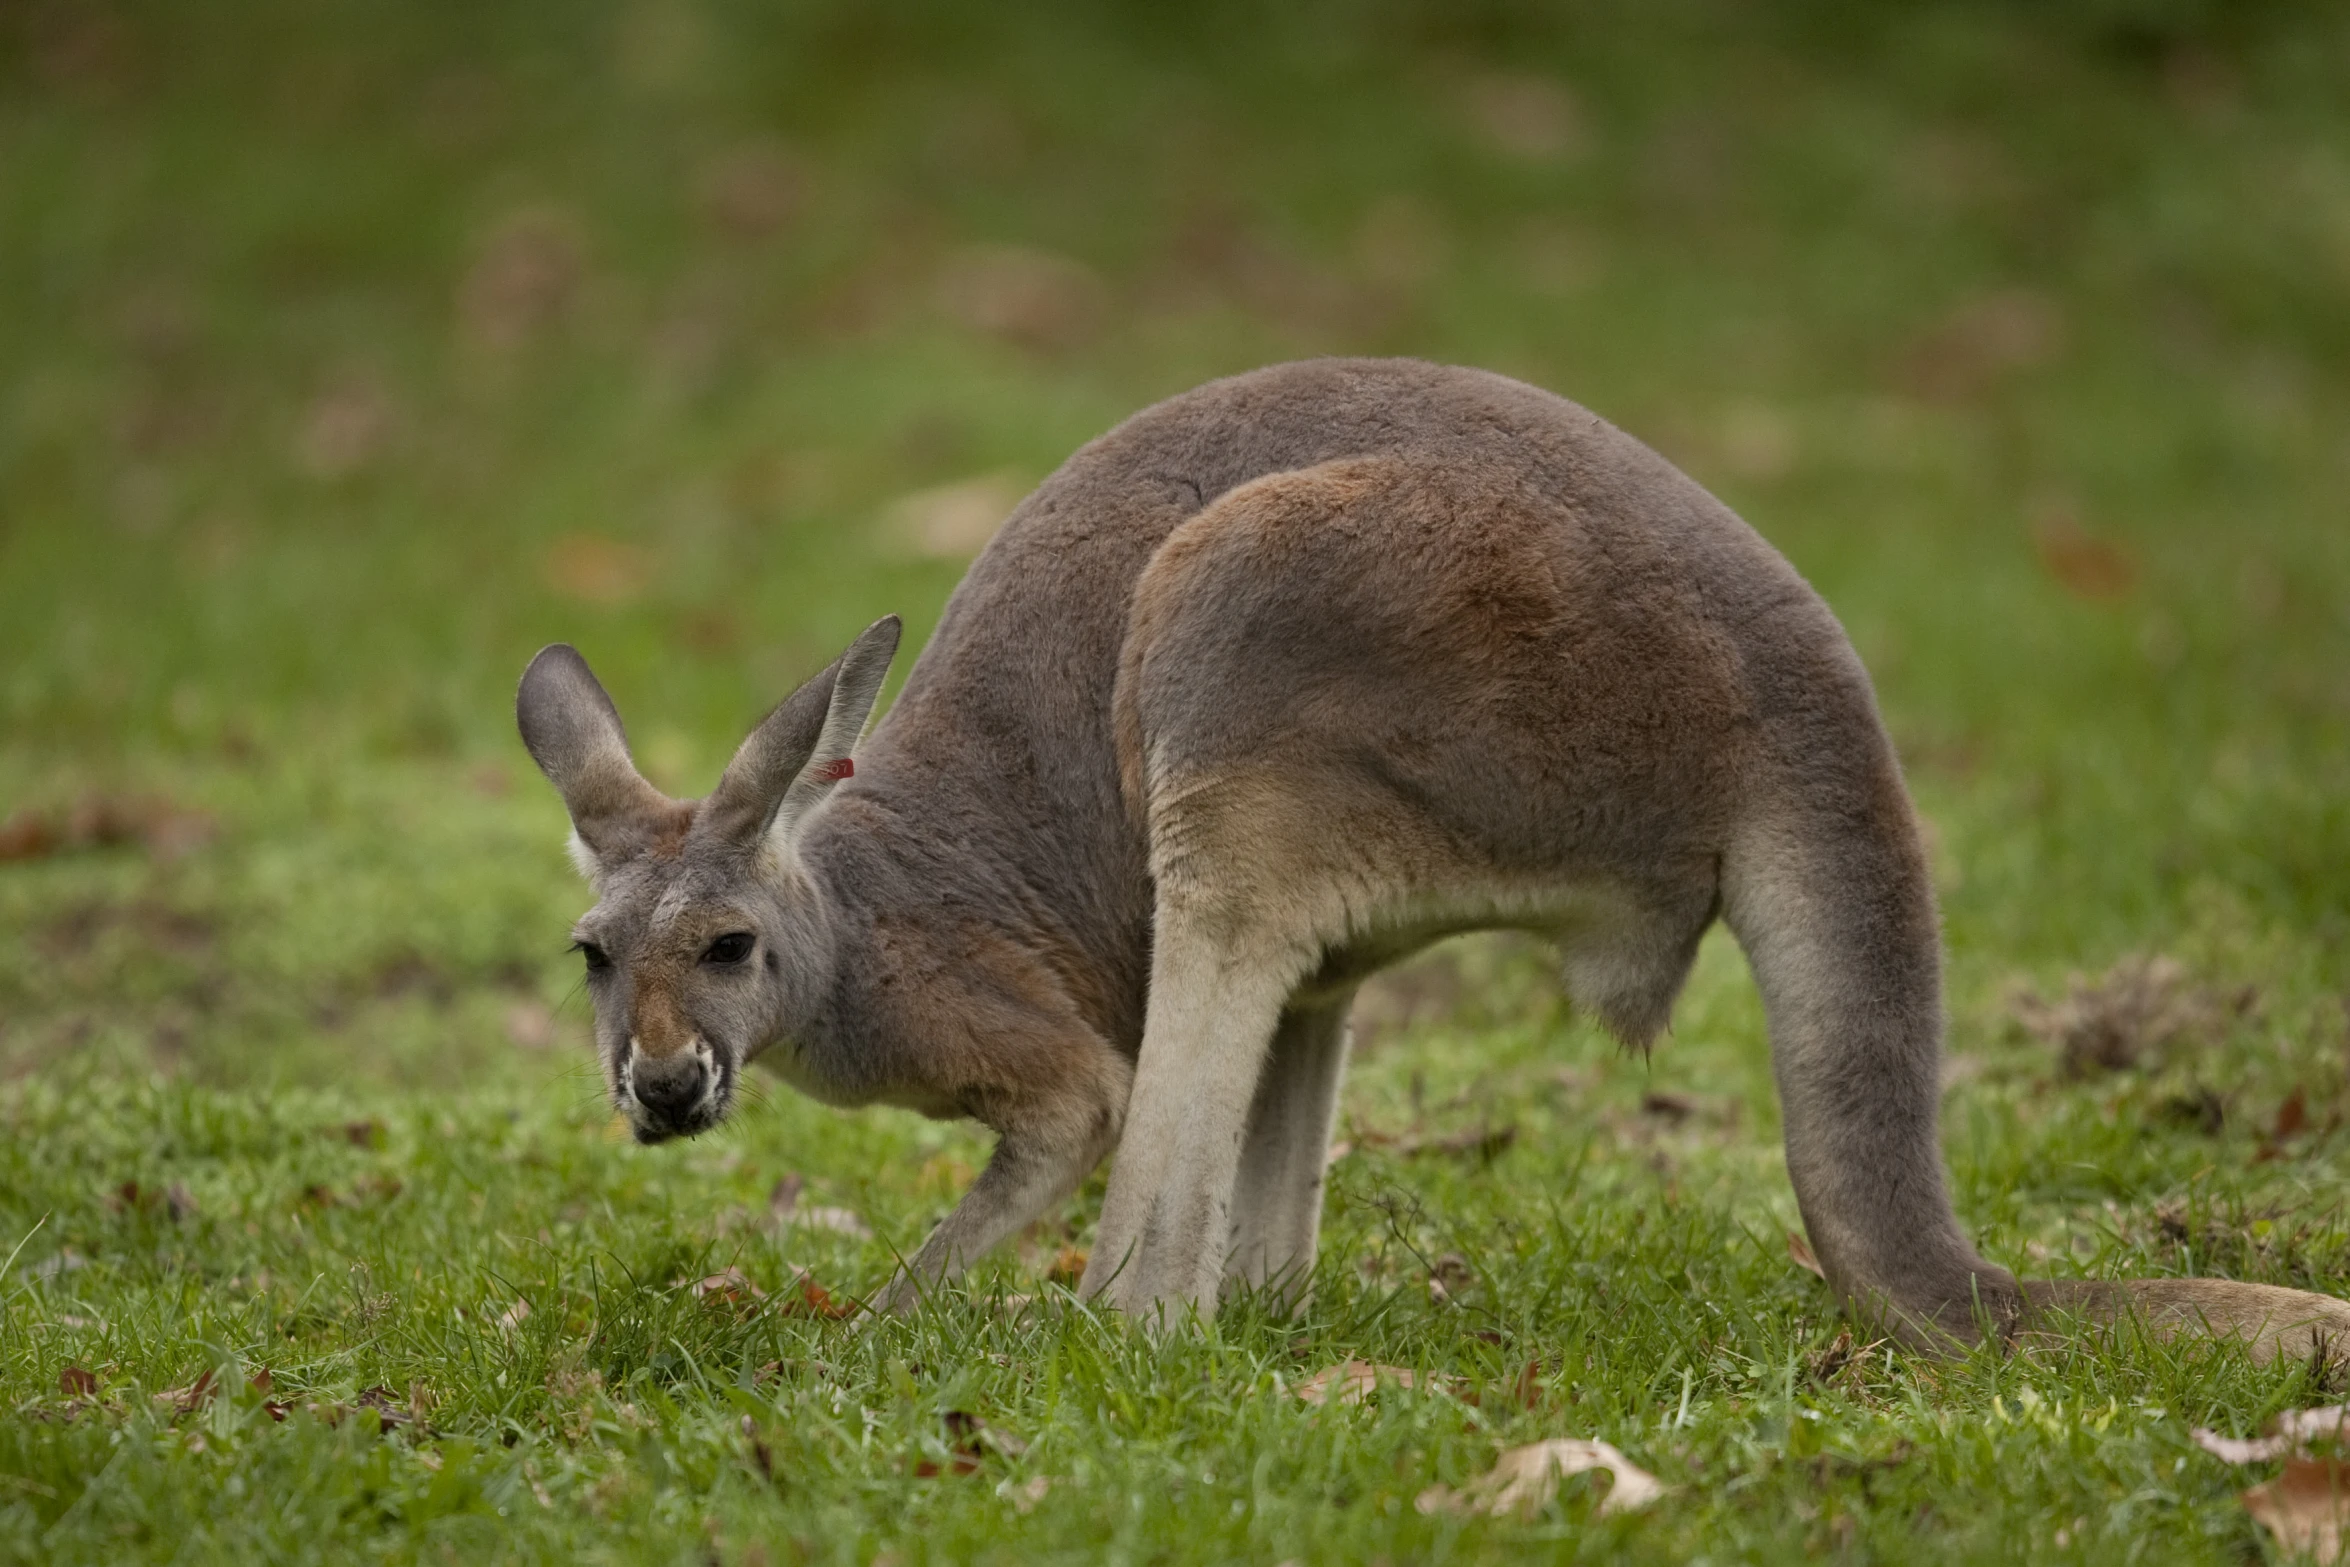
703,932,755,965
574,941,611,972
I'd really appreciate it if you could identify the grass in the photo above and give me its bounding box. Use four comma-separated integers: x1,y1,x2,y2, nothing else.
5,0,2350,1560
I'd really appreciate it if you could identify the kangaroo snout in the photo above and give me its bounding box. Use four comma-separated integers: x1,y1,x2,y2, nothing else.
622,1037,720,1142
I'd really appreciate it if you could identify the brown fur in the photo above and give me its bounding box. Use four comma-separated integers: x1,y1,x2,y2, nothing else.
517,357,2350,1359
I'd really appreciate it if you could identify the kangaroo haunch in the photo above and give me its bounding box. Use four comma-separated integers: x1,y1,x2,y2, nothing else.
518,357,2350,1354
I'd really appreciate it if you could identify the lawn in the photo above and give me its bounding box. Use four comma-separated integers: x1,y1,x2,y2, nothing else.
5,1,2350,1561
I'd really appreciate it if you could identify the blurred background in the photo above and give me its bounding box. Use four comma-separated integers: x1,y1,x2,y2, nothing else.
2,0,2346,1090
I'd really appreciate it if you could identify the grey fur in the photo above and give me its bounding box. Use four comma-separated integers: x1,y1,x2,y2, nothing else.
517,358,2350,1357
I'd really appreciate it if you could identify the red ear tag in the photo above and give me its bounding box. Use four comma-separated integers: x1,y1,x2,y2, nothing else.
814,758,854,783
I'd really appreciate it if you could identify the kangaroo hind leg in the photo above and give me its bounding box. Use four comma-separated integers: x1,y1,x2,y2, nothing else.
1223,997,1353,1310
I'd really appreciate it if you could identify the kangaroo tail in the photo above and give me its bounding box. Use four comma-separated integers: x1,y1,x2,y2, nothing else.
1718,623,2019,1349
1722,650,2350,1361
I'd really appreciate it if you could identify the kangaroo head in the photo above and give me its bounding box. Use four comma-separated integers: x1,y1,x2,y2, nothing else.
515,617,901,1143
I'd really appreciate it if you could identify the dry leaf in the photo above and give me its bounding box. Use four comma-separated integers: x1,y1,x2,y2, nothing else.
58,1365,97,1399
0,794,214,863
1415,1438,1664,1518
2008,954,2241,1076
935,246,1106,352
2193,1405,2350,1464
497,1299,533,1333
881,473,1025,560
1428,1253,1476,1304
459,206,584,350
1295,1361,1451,1406
1003,1473,1052,1513
542,534,650,607
2244,1459,2350,1563
796,1205,874,1241
685,1267,767,1307
154,1368,219,1416
1788,1229,1826,1279
504,1001,555,1051
782,1273,857,1320
915,1411,1026,1477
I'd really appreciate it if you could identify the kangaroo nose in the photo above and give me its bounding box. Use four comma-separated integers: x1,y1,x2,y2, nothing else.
630,1049,710,1118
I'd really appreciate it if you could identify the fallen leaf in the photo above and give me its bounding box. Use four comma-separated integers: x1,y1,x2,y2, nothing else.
0,794,215,864
2278,1089,2309,1140
459,206,584,350
2009,954,2239,1076
2032,511,2136,602
782,1273,857,1320
2193,1405,2350,1464
1296,1361,1451,1407
1003,1473,1052,1512
154,1369,219,1416
340,1119,384,1149
684,1267,767,1308
1415,1438,1664,1518
355,1385,413,1429
1457,72,1585,163
1640,1091,1695,1123
497,1299,533,1333
1788,1229,1826,1279
503,1001,555,1051
881,473,1026,560
542,534,650,607
796,1205,874,1241
1047,1245,1087,1286
2244,1458,2350,1563
935,246,1105,353
766,1173,806,1220
58,1366,97,1399
1428,1253,1476,1304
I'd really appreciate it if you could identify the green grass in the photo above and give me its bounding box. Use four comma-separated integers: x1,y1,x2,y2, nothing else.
5,0,2350,1560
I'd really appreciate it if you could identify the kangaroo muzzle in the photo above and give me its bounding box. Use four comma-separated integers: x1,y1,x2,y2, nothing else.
622,1036,720,1141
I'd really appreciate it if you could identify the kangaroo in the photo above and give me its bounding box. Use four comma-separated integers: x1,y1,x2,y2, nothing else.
518,357,2350,1357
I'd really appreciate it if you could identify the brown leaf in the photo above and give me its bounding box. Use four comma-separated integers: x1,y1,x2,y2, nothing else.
1428,1253,1476,1304
2009,954,2229,1076
1457,72,1585,163
340,1119,384,1149
2033,513,2137,602
935,246,1106,353
154,1368,218,1416
2278,1089,2309,1140
1640,1091,1696,1123
459,206,584,350
1295,1360,1453,1407
781,1273,857,1320
1895,289,2066,404
1047,1245,1088,1286
58,1365,97,1399
542,534,650,608
684,1267,767,1309
1415,1438,1665,1518
1788,1229,1826,1279
354,1385,412,1428
0,794,214,864
766,1173,806,1220
2244,1458,2350,1563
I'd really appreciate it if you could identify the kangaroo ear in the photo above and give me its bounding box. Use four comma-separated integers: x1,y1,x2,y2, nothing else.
702,615,902,848
516,645,677,871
